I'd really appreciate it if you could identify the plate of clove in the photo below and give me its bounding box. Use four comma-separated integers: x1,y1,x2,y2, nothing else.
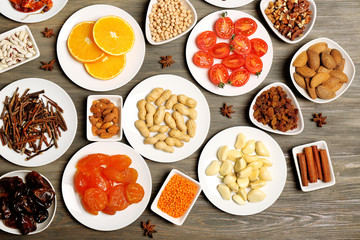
0,78,77,167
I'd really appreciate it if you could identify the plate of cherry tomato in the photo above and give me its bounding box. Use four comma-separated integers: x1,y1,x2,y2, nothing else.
186,10,273,96
61,142,152,231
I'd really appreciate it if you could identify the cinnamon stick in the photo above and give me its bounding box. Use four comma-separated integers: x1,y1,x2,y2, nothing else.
319,149,331,183
312,146,323,180
297,153,308,186
304,147,317,183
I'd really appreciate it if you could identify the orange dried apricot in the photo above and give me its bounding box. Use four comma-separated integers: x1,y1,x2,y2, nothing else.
83,188,108,211
103,167,138,184
102,206,116,215
74,171,88,197
76,153,109,174
107,185,129,211
88,167,113,193
82,198,98,215
125,183,144,204
107,154,132,171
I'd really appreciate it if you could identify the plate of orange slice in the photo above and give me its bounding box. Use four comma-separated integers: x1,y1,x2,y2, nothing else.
57,4,145,91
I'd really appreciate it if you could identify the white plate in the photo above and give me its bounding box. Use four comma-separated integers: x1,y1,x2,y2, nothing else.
56,4,145,92
145,0,197,45
0,25,40,73
123,74,210,163
249,82,304,135
260,0,316,44
61,142,152,231
204,0,255,8
290,37,356,103
0,78,77,167
151,169,202,225
0,170,57,235
0,0,67,23
198,126,287,215
86,95,123,142
186,10,273,96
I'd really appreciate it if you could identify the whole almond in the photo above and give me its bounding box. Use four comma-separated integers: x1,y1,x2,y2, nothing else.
89,116,98,125
316,86,336,99
100,132,114,139
96,128,106,135
107,125,120,134
293,51,308,67
102,108,112,116
105,103,115,109
310,72,330,88
307,50,320,71
112,117,119,124
95,122,102,128
321,51,337,69
308,42,329,55
293,72,306,89
101,122,113,129
296,66,316,78
321,77,340,90
330,70,348,83
99,98,110,104
93,112,101,118
90,105,101,113
95,101,107,109
330,49,343,66
91,125,98,136
104,113,116,122
112,107,119,117
317,66,331,74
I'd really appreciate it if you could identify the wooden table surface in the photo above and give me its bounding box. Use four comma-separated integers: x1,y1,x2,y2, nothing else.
1,0,359,239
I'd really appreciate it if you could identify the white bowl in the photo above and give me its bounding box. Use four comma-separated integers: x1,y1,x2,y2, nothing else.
145,0,197,45
292,140,335,192
0,25,40,73
151,169,202,225
260,0,316,44
0,170,57,235
290,37,356,103
204,0,255,8
86,95,123,141
249,82,304,135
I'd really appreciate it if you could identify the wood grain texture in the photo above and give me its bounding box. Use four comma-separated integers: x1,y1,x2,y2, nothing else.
0,0,360,239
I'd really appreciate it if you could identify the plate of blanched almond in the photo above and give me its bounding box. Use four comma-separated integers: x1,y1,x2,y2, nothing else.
123,74,210,163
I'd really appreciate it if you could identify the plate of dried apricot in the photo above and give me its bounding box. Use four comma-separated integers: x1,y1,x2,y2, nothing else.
56,4,145,91
61,142,152,231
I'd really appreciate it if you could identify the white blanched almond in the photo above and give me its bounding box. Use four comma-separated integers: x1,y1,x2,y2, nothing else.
250,180,267,189
217,145,229,161
223,173,236,185
248,189,266,202
243,154,259,163
232,194,246,205
217,184,231,200
237,166,252,179
205,160,220,176
255,141,270,157
219,160,233,176
259,167,272,181
234,158,246,173
242,140,255,154
227,149,242,161
237,177,249,188
234,133,246,149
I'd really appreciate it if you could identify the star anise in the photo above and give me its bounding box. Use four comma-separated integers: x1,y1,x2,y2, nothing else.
313,113,327,127
41,27,55,38
141,220,157,238
220,103,235,118
160,56,175,68
40,59,55,71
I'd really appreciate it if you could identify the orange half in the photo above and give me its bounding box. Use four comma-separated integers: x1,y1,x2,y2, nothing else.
84,54,126,80
67,21,105,63
93,16,135,56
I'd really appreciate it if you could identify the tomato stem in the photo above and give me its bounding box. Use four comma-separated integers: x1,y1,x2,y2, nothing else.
218,82,225,88
221,11,228,18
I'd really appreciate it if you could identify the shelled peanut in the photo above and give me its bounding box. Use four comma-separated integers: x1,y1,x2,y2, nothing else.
293,42,348,100
89,99,120,138
205,133,273,204
135,88,197,153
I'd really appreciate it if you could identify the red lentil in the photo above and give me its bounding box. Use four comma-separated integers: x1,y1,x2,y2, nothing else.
157,174,198,218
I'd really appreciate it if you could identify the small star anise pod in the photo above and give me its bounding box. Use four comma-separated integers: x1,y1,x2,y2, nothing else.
220,103,235,118
141,220,157,238
160,56,175,68
40,59,55,71
41,27,55,38
313,113,327,127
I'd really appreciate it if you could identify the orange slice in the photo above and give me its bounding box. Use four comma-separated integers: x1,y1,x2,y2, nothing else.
93,16,135,56
67,21,105,63
84,54,126,80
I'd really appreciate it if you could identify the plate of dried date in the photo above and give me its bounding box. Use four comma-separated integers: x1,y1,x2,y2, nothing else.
0,78,77,167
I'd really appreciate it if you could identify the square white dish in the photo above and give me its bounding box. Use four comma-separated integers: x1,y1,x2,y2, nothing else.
260,0,316,44
151,169,202,225
86,95,122,141
292,140,335,192
145,0,197,45
0,25,40,73
290,37,356,103
249,82,304,135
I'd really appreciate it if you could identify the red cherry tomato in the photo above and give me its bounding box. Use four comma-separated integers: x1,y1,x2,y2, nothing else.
234,17,257,36
193,51,214,68
209,42,230,59
196,31,217,51
245,54,263,74
222,54,245,70
229,69,250,87
230,35,251,56
214,12,234,39
209,64,229,88
250,38,268,57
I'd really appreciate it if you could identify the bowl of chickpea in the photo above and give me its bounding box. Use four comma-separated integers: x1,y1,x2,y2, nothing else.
145,0,197,45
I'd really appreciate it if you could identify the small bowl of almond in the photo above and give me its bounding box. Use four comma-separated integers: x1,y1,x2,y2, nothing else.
86,95,122,141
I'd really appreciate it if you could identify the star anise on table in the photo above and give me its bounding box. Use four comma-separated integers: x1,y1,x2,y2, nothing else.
160,55,175,68
141,220,157,238
313,113,327,127
41,27,55,38
220,103,235,118
40,59,55,71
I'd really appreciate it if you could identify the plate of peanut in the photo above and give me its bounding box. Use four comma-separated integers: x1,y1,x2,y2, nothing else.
123,74,210,162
